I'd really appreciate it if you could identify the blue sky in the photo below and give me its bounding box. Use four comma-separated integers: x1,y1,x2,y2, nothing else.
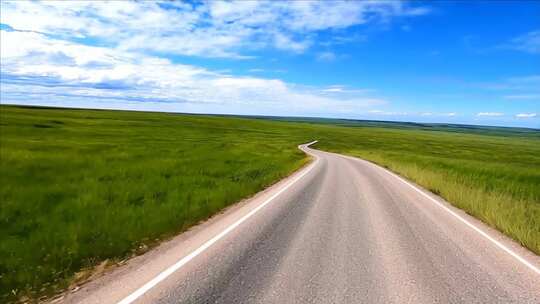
1,1,539,127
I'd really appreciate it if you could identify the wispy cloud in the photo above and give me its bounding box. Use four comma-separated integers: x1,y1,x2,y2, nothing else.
0,0,434,117
499,30,540,54
368,110,409,116
366,110,460,118
419,112,456,117
321,85,374,94
322,86,344,93
477,112,504,117
319,33,368,46
248,68,265,73
316,51,337,62
248,68,286,74
515,113,537,118
0,1,431,59
503,94,540,101
478,75,540,94
0,28,387,116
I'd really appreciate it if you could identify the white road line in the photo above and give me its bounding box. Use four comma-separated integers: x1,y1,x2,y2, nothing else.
339,153,540,275
116,142,319,304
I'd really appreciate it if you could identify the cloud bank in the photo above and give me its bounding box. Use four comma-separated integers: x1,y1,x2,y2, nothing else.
0,1,436,116
0,1,430,58
0,27,386,116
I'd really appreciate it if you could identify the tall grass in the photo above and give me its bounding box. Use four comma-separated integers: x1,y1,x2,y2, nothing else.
1,105,539,302
0,106,310,301
314,127,540,255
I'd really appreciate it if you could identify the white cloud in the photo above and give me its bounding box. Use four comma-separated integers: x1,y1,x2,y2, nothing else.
503,94,540,100
479,75,540,92
417,112,456,117
507,75,540,83
477,112,504,117
501,30,540,54
0,29,386,116
0,1,434,118
320,85,374,94
272,31,312,53
248,68,287,74
248,68,265,73
323,87,344,93
0,0,430,58
319,33,368,46
317,51,337,62
368,110,408,116
515,113,537,118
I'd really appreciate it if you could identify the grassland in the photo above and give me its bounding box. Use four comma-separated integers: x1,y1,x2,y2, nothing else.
0,106,311,301
1,105,539,302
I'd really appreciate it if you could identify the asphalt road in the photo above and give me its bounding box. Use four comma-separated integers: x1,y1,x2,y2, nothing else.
63,142,540,304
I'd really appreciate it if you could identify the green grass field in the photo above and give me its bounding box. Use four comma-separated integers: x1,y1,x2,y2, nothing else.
0,106,312,301
1,105,539,302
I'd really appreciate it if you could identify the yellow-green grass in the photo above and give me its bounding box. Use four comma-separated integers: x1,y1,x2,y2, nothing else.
313,127,540,256
1,105,539,302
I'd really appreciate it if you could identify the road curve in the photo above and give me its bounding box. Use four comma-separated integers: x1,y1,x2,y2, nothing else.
63,142,540,304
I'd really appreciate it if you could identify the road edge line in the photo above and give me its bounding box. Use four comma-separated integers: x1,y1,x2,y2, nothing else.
116,141,319,304
338,153,540,275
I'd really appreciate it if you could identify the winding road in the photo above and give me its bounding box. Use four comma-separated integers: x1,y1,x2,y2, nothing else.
63,142,540,304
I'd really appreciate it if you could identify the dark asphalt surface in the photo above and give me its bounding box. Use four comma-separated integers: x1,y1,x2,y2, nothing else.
64,144,540,304
136,145,540,303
